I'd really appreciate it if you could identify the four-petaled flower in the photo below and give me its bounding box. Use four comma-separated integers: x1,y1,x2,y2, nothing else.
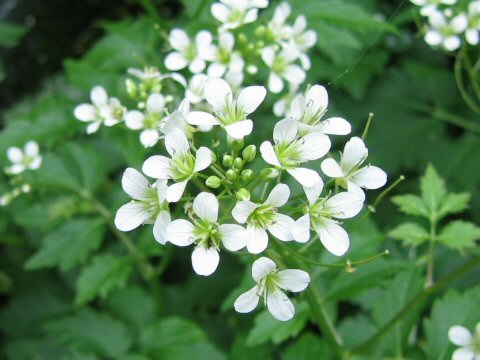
5,141,42,175
424,10,468,51
448,323,480,360
166,192,247,276
208,32,245,80
234,257,310,321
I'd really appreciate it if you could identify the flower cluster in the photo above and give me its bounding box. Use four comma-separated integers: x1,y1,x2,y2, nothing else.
410,0,480,50
448,323,480,360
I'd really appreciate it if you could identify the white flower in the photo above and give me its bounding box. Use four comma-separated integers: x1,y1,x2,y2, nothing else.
424,10,468,51
5,141,42,175
289,15,317,70
142,129,213,202
267,2,292,43
164,29,216,74
232,183,295,253
321,137,387,195
466,1,480,45
290,85,351,136
260,119,330,188
114,168,171,244
163,99,192,137
261,45,306,93
234,257,310,321
448,323,480,360
185,74,209,104
410,0,457,17
186,78,266,139
211,0,269,30
74,86,125,134
292,180,364,256
125,93,166,147
208,32,245,79
166,192,246,276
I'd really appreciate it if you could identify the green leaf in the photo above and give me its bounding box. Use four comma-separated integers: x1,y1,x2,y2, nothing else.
391,194,429,218
229,335,274,360
0,21,28,48
420,165,447,217
338,314,376,348
75,254,133,305
437,220,480,250
25,218,106,272
281,332,334,360
437,193,470,219
45,308,132,358
389,222,430,246
313,22,362,51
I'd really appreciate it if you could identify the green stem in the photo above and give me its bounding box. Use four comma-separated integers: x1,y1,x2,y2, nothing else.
454,48,480,115
361,112,374,140
369,175,405,212
426,218,437,288
352,256,480,354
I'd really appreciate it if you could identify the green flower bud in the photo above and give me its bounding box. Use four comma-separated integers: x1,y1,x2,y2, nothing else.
260,168,280,181
226,169,237,181
241,169,253,182
236,188,251,201
242,145,256,162
255,26,266,37
222,154,233,167
233,157,243,170
206,176,221,189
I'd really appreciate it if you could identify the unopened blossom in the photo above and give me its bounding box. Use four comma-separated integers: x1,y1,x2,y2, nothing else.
290,85,351,136
125,93,166,147
234,257,310,321
260,119,330,187
186,78,266,139
410,0,457,17
211,0,269,30
448,323,480,360
114,168,170,244
166,192,246,276
74,86,125,134
466,1,480,45
164,29,216,74
424,10,468,51
261,45,306,93
185,74,209,104
208,32,244,79
232,183,295,253
292,180,364,256
142,129,213,202
321,137,387,195
5,141,42,175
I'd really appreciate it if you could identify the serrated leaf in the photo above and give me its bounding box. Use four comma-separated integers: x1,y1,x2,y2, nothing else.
389,222,430,246
75,254,133,305
45,308,132,358
437,220,480,250
437,193,470,219
391,194,429,218
421,165,446,218
25,218,106,272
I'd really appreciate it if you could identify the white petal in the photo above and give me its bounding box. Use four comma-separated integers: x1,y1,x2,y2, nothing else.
125,110,145,130
277,269,310,292
194,146,213,172
260,141,281,167
234,286,260,313
140,129,160,148
325,192,364,219
451,13,468,33
220,224,246,251
448,326,473,346
142,155,172,179
146,93,166,113
86,121,101,134
211,3,230,22
165,129,190,156
305,85,328,115
191,246,220,276
195,30,213,48
25,141,39,157
320,117,351,135
169,28,190,50
292,214,311,243
166,180,188,202
219,31,235,50
90,86,107,106
246,225,269,254
189,57,206,74
166,219,195,246
264,183,290,207
315,218,350,256
443,36,461,51
244,8,259,24
273,119,298,145
321,158,344,178
284,65,306,85
7,147,23,163
261,47,275,67
267,289,295,321
298,133,331,161
8,163,25,174
252,256,277,281
303,179,324,205
225,120,253,139
452,348,475,360
186,111,220,126
351,166,387,189
342,136,368,172
204,78,232,112
193,192,219,222
237,86,267,114
287,168,321,188
114,202,151,231
268,72,284,93
268,214,295,241
466,29,479,46
232,201,258,223
290,95,305,121
424,30,442,47
208,62,227,77
29,156,42,170
153,210,171,245
74,104,96,121
122,168,150,200
165,52,189,71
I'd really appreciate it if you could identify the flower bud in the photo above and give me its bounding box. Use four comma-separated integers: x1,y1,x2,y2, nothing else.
206,176,221,189
222,154,233,167
236,188,251,201
226,169,237,181
233,157,243,170
241,169,253,182
242,145,256,162
260,168,280,181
